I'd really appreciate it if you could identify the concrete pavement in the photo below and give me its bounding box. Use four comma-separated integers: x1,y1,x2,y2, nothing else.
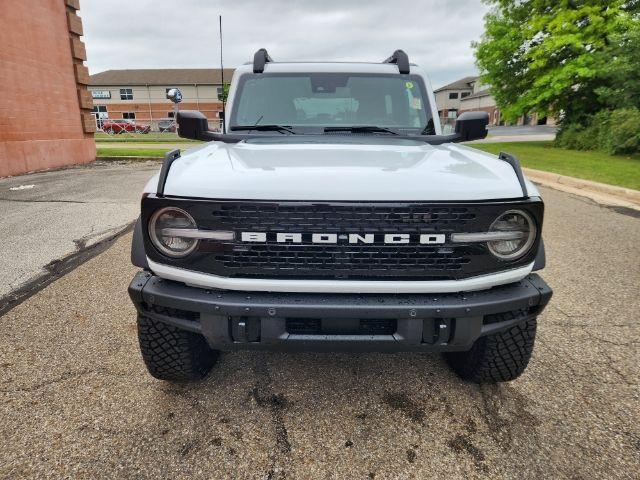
0,160,159,309
0,185,638,479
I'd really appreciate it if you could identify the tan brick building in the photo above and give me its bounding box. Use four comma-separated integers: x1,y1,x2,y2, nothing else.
436,75,556,127
0,0,95,178
88,69,235,131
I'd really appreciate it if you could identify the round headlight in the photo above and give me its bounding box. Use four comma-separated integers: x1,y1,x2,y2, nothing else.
149,207,198,258
487,210,536,260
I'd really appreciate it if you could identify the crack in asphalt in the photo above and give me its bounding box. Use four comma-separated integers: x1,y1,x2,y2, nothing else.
0,197,135,205
0,222,135,317
249,355,291,480
0,367,133,394
536,337,639,386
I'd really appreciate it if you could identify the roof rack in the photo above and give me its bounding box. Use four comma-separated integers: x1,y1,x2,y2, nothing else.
383,50,410,74
253,48,273,73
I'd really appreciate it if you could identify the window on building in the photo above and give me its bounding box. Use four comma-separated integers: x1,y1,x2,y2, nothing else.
448,92,459,99
447,110,458,119
91,106,108,128
122,112,136,120
461,92,471,98
120,88,134,100
167,111,175,118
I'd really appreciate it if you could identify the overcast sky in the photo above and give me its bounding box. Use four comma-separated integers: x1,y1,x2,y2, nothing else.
81,0,491,89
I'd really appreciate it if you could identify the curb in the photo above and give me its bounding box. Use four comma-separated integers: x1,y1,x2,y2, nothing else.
523,168,640,211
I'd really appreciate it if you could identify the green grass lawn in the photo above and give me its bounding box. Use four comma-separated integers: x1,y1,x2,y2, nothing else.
95,132,202,143
471,141,640,190
97,147,170,158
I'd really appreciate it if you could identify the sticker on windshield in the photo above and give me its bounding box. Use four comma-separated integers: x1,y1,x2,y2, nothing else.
411,98,422,109
405,81,414,89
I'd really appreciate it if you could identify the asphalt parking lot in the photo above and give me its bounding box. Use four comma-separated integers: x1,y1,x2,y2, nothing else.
0,161,159,305
0,167,638,478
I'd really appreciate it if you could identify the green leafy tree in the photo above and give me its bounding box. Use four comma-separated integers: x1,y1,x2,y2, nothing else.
596,23,640,109
218,83,231,103
474,0,638,123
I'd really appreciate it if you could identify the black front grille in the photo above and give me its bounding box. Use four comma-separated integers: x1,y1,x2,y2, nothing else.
209,203,476,233
213,243,471,280
142,198,544,281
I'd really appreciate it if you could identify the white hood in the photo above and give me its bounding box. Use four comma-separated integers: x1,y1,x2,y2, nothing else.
150,138,537,201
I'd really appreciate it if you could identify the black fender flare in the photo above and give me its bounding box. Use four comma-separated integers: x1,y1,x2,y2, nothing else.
131,216,149,269
532,238,546,271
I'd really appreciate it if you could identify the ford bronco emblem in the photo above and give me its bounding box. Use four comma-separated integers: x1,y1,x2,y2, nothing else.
240,232,446,244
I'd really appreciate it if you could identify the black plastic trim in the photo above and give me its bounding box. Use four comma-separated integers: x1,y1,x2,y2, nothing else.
156,149,181,197
128,272,552,352
383,49,410,74
253,48,273,73
499,151,528,198
532,238,546,271
131,216,149,269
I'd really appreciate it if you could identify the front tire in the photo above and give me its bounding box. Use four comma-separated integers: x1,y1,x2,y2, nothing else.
444,317,537,383
137,314,218,381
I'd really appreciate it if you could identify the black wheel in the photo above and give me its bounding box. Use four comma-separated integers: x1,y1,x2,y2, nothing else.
444,317,537,383
137,314,218,381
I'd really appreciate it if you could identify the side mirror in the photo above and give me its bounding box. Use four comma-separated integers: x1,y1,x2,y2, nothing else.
166,88,183,104
454,111,489,142
176,110,209,140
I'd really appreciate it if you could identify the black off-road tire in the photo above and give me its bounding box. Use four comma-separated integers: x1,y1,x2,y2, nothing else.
444,317,537,383
137,314,218,381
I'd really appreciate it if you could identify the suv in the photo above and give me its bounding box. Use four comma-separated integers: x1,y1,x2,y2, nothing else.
128,50,552,383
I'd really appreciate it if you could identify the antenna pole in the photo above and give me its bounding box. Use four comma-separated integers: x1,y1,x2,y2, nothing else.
219,15,225,132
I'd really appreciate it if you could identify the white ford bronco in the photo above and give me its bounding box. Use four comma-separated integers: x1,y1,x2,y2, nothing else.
128,49,552,383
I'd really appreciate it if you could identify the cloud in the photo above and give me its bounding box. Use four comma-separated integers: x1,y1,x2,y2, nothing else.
80,0,490,88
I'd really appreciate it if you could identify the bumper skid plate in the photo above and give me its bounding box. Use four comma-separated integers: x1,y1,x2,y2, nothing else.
129,272,552,352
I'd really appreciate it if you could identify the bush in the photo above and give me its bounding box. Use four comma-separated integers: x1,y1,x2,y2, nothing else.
608,108,640,154
556,108,640,155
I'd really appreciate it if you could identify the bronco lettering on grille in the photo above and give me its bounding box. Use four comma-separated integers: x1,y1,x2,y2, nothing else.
240,232,446,244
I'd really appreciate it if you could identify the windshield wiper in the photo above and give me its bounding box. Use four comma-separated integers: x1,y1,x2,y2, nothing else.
230,124,296,134
323,126,399,135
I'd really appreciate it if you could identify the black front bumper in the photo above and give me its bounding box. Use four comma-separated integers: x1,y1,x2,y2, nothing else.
128,272,552,352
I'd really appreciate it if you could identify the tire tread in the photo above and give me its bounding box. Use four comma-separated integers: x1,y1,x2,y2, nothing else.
137,314,217,381
445,317,537,383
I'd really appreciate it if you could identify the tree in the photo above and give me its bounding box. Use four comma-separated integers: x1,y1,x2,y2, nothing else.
218,83,231,103
596,23,640,110
474,0,638,123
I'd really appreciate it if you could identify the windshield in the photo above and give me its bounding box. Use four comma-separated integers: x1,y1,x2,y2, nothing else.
229,73,435,134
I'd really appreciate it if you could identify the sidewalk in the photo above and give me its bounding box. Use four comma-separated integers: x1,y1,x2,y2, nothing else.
524,167,640,211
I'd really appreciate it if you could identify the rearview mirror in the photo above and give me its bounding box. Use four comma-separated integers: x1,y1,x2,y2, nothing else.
454,111,489,142
176,110,209,140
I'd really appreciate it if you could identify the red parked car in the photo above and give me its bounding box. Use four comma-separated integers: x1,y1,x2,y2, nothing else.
102,119,151,134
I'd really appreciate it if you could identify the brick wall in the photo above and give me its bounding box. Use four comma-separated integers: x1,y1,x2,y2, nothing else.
103,102,222,121
0,0,95,178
